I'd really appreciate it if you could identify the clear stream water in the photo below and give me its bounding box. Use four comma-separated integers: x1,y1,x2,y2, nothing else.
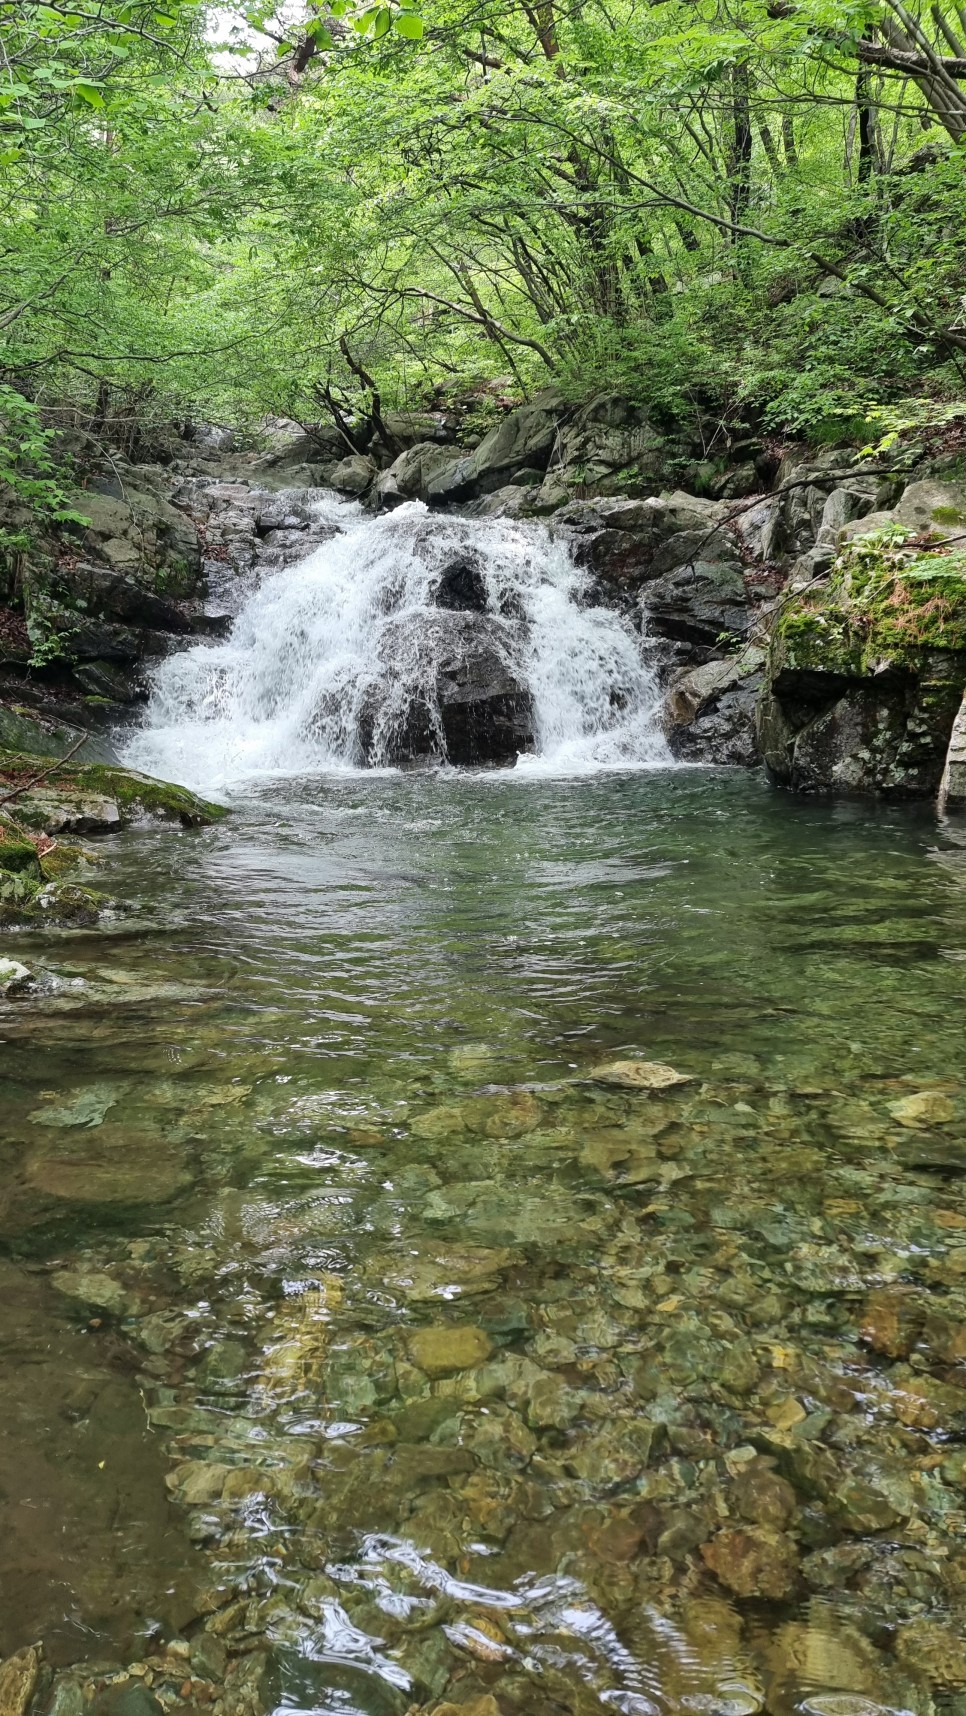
3,773,966,1715
3,506,966,1715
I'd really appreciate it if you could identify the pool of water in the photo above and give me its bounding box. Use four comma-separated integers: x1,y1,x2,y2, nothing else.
3,767,966,1713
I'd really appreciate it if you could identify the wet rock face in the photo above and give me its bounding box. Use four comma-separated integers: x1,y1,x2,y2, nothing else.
358,612,535,768
434,554,488,613
758,481,966,798
664,649,765,767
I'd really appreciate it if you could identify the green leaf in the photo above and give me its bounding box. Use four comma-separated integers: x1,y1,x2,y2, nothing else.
75,83,106,107
393,13,424,37
373,6,391,36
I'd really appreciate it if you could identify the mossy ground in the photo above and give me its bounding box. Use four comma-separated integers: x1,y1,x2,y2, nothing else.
0,817,103,926
778,530,966,679
0,751,223,928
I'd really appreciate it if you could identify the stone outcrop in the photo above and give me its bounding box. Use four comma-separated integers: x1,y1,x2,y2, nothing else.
67,469,201,591
547,490,770,763
665,648,766,767
373,389,679,512
757,481,966,797
359,611,534,768
939,691,966,813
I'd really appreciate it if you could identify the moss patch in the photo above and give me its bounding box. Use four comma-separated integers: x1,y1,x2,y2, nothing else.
0,751,226,828
0,831,44,877
776,530,966,680
0,814,105,926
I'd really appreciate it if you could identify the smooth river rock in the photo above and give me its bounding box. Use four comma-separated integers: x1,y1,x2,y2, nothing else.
407,1326,494,1376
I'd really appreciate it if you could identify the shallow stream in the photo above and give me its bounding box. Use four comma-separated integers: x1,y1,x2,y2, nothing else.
4,769,966,1715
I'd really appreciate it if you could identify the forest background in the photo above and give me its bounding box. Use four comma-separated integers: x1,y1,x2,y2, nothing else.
2,0,966,523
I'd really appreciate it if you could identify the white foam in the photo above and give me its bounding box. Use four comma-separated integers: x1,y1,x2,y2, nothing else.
123,498,670,793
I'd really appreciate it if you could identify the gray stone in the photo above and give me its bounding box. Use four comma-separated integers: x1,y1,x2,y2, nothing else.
939,689,966,813
329,454,377,495
664,648,765,767
189,1634,228,1681
551,392,667,498
51,1270,134,1317
763,675,966,798
91,1683,164,1716
0,956,32,996
896,477,966,535
71,661,141,704
641,554,751,648
467,401,561,489
375,444,464,507
358,611,534,767
66,564,194,633
47,1678,86,1716
0,706,112,763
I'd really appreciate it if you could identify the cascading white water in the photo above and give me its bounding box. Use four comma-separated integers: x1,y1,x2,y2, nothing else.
122,498,670,792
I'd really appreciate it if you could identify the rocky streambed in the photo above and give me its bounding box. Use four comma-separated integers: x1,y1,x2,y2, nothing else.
3,773,966,1716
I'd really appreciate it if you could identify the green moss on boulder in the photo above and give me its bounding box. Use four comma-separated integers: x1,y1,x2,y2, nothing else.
0,750,226,831
760,526,966,798
774,530,966,687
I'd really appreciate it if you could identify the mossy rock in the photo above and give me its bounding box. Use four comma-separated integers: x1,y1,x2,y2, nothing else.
760,528,966,797
70,763,227,826
0,880,106,929
0,823,105,926
773,529,966,691
0,750,226,831
0,832,44,878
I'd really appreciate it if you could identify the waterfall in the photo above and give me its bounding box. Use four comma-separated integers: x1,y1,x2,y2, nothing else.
122,498,670,792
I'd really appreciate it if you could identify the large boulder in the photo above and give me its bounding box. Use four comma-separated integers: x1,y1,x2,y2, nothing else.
358,612,533,767
546,392,668,501
377,410,453,451
758,498,966,796
249,426,346,489
376,443,468,508
329,454,378,495
58,564,195,633
554,493,727,592
641,552,753,651
664,648,766,767
421,398,565,507
0,705,113,763
68,470,201,595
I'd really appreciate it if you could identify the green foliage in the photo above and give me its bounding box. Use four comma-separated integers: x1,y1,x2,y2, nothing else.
0,388,89,534
0,0,964,447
